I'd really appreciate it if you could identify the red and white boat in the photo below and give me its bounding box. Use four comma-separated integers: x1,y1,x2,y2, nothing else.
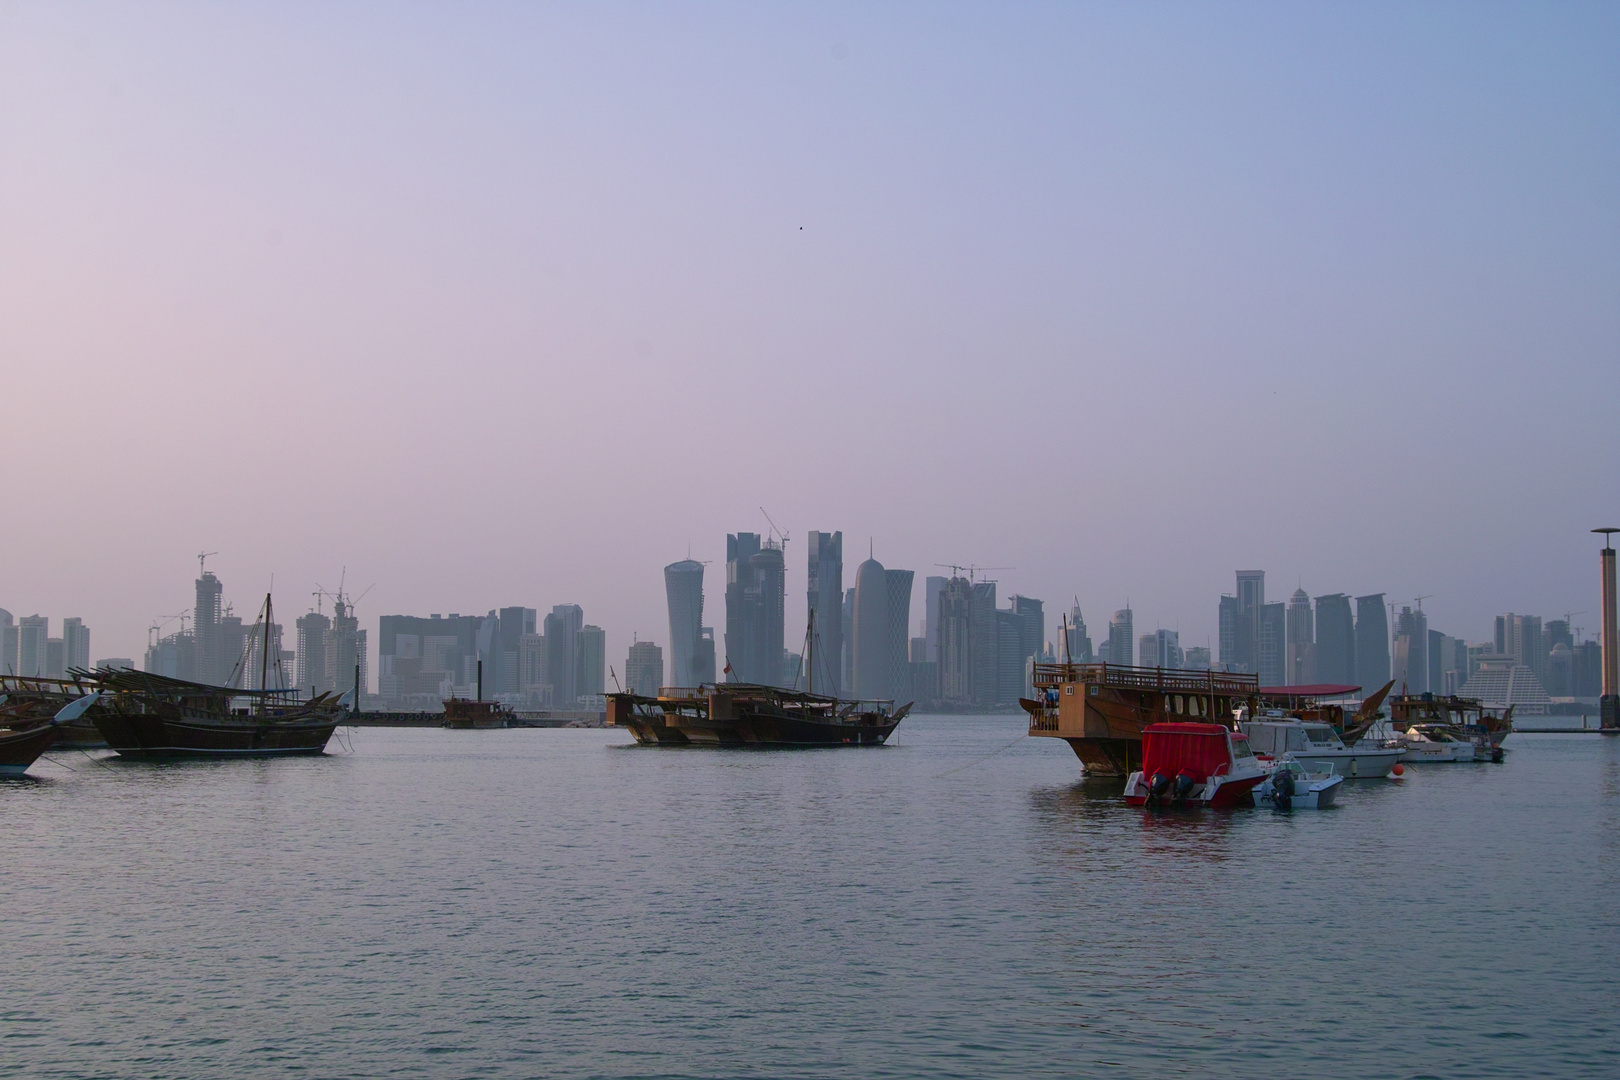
1123,722,1267,808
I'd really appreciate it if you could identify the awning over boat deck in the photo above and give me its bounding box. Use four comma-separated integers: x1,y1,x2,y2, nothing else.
1257,683,1361,699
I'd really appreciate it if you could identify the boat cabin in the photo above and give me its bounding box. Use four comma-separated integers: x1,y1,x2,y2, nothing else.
1239,718,1346,758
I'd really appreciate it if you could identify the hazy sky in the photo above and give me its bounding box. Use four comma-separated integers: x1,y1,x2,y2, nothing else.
3,2,1617,673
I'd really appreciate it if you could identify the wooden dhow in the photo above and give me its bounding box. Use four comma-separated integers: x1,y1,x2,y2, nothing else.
86,666,346,758
1022,662,1259,776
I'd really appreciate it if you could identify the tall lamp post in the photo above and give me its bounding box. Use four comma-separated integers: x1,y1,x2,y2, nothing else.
1597,528,1620,731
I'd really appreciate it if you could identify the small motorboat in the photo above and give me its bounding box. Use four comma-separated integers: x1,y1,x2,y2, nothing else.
1396,724,1478,763
1253,759,1343,809
1240,714,1406,779
0,693,102,777
1123,722,1267,808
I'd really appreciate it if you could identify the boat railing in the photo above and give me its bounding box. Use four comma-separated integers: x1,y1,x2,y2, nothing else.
1031,662,1258,696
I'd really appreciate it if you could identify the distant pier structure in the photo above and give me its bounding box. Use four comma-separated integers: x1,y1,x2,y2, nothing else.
1598,528,1619,731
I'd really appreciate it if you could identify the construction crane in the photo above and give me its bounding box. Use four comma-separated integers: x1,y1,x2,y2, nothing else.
1413,594,1433,612
197,551,218,575
933,564,1015,583
759,507,789,548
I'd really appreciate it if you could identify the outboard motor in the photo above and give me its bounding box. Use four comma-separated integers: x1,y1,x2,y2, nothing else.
1147,771,1171,807
1172,771,1197,805
1271,766,1296,811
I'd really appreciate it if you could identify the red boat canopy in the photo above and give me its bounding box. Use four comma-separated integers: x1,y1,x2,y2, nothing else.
1140,722,1233,783
1257,684,1360,699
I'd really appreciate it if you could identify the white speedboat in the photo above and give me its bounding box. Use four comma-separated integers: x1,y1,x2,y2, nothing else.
1239,714,1406,779
1395,724,1477,763
1253,759,1343,809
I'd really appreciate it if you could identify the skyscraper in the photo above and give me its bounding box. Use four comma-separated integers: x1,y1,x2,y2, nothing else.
969,582,998,704
545,604,583,705
1393,605,1429,693
885,568,914,700
937,576,972,704
1218,595,1238,670
61,617,90,673
664,559,705,688
195,570,223,684
625,640,663,696
18,615,47,677
924,575,947,664
1355,594,1390,692
296,610,331,694
1235,571,1265,674
576,625,605,699
327,594,367,702
806,532,844,693
0,609,16,676
1108,608,1134,668
1258,602,1285,687
1285,588,1313,685
1064,602,1092,663
851,555,888,700
1312,594,1355,686
496,607,537,695
725,532,785,686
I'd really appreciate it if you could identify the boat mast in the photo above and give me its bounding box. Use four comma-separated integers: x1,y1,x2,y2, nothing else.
807,608,815,696
260,592,272,704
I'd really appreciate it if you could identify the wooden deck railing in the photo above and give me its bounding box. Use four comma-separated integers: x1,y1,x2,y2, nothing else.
1030,662,1257,696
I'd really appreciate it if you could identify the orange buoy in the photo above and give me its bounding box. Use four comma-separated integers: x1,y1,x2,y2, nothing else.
1391,762,1405,777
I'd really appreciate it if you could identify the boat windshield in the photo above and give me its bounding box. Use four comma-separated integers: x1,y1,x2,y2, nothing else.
1305,727,1338,744
1230,736,1255,760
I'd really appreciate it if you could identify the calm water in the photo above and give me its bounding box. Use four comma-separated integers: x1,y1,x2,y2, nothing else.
4,718,1618,1079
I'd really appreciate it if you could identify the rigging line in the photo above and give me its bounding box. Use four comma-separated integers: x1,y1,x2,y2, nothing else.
932,733,1028,779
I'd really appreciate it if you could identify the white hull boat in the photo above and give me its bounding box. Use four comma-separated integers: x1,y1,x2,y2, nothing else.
1240,715,1405,779
1397,725,1477,763
1253,759,1343,809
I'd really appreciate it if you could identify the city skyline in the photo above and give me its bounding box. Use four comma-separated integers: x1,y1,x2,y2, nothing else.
1,6,1615,689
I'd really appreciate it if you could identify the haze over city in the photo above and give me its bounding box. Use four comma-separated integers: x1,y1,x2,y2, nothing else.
3,2,1616,672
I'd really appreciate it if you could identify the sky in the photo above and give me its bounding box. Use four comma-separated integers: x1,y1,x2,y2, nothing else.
2,1,1617,674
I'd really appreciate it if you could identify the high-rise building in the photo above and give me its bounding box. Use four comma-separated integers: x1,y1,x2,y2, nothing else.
806,532,844,694
0,608,15,676
664,559,706,688
996,609,1023,703
1064,601,1092,663
924,576,947,664
1312,594,1355,686
1259,602,1285,687
1573,639,1602,697
1235,571,1265,674
242,617,288,690
1285,589,1313,685
61,617,90,673
1009,596,1044,674
937,577,973,704
841,587,855,691
885,568,914,701
1184,645,1212,670
18,615,48,677
695,627,717,685
969,582,999,704
1138,629,1182,669
851,555,889,700
520,631,548,704
576,625,605,700
193,570,223,682
296,610,331,695
1108,608,1134,668
1218,595,1238,670
377,614,482,707
1546,642,1574,697
45,638,65,677
494,607,536,696
725,532,785,686
1355,594,1390,692
1495,613,1547,680
1393,605,1429,693
327,595,368,703
625,640,663,696
1430,631,1467,695
1545,620,1575,655
544,605,583,705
